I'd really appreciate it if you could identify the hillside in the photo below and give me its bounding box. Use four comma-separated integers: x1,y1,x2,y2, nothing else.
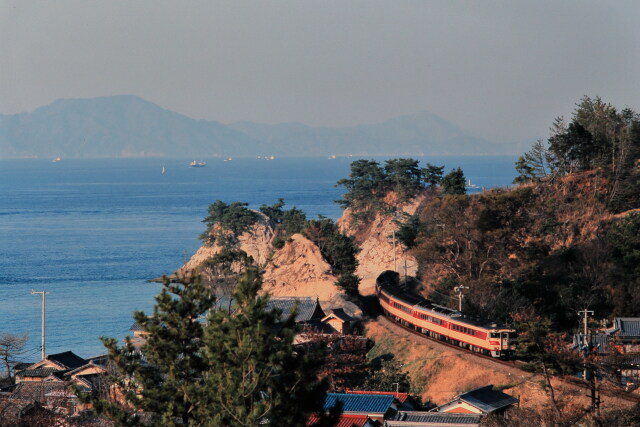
0,96,522,159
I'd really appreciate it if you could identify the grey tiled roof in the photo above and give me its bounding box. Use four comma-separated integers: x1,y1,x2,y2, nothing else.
325,308,355,322
47,351,87,370
266,297,325,323
15,368,58,378
10,382,74,402
324,393,395,414
388,411,482,426
614,318,640,338
455,385,518,414
573,333,610,354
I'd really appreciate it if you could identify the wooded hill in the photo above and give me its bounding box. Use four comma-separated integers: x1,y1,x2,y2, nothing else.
338,96,640,334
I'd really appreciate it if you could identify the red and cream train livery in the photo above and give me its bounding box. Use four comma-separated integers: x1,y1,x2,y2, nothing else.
376,271,516,358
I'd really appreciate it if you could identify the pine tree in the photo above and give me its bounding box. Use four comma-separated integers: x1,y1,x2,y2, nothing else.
89,274,214,426
198,268,331,426
442,167,467,195
86,270,335,426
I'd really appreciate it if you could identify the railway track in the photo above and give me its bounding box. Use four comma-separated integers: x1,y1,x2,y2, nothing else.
379,311,640,405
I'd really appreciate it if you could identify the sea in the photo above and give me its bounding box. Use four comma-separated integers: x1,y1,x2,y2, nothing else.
0,156,517,359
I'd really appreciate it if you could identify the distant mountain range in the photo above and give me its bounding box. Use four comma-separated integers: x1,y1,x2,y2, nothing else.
0,95,527,159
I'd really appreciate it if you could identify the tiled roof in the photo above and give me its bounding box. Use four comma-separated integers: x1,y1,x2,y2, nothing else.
387,411,482,426
130,321,145,332
16,368,58,378
614,318,640,338
572,333,610,354
454,385,518,414
47,351,87,370
11,382,73,402
324,393,395,414
307,413,371,427
346,390,410,404
324,308,355,323
267,297,325,323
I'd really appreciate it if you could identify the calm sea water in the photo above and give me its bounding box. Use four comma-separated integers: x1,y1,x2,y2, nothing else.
0,156,517,359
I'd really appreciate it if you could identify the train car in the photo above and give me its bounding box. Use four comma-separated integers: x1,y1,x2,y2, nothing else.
376,271,516,358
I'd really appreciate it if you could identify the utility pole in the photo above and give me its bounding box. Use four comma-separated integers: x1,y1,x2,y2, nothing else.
578,309,594,346
578,309,596,407
31,290,49,360
454,285,469,312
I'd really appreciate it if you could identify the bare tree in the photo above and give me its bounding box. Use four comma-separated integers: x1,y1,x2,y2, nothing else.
0,332,28,383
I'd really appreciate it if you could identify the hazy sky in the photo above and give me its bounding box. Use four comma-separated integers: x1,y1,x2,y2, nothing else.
1,1,638,143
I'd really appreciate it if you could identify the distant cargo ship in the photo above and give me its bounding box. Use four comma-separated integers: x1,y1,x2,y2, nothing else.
189,160,206,167
52,156,61,162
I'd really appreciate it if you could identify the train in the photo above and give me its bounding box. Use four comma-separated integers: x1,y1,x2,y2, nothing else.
376,271,516,359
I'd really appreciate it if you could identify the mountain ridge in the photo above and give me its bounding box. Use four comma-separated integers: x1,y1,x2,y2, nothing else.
0,95,526,158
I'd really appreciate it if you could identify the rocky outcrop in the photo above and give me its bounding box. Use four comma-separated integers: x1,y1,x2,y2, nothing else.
338,193,423,294
183,212,276,271
181,194,424,300
262,234,341,301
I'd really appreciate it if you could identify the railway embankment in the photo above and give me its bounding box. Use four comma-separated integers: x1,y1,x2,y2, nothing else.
366,315,637,412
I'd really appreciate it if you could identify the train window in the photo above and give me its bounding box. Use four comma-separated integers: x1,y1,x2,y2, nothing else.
490,332,499,338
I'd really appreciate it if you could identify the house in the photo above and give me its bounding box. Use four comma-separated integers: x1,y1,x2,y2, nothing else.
573,317,640,387
432,385,518,415
15,351,88,384
9,351,108,417
321,309,357,334
323,393,397,423
346,390,418,411
607,317,640,352
385,412,482,426
267,297,326,324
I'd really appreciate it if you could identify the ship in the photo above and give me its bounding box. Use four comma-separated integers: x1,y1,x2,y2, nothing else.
52,156,61,162
189,160,206,167
466,179,479,189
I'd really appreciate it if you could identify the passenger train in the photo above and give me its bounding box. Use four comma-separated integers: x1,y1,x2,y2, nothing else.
376,271,516,358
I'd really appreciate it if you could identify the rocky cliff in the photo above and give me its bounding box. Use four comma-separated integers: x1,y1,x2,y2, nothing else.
182,197,417,300
338,193,422,294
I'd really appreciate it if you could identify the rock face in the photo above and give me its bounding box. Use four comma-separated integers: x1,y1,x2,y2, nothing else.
338,193,423,294
183,213,276,271
262,234,341,301
183,216,342,302
183,194,422,300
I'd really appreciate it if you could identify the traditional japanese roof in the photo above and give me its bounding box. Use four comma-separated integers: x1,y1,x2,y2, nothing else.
267,297,325,323
346,390,410,405
324,393,395,415
612,318,640,338
323,308,355,323
10,382,74,402
438,385,518,414
307,413,372,427
572,333,610,354
45,351,87,370
130,321,145,332
386,411,482,426
16,368,58,378
86,354,109,366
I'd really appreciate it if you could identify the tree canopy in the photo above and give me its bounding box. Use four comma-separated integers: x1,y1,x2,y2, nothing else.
88,271,334,426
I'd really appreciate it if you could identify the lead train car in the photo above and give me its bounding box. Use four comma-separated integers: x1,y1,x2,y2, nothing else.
376,271,515,358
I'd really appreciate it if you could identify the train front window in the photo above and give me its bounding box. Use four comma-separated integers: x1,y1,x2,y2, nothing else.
490,332,499,339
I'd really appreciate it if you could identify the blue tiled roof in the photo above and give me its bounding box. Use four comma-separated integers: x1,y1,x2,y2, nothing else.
324,393,395,414
457,385,518,414
614,318,640,338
